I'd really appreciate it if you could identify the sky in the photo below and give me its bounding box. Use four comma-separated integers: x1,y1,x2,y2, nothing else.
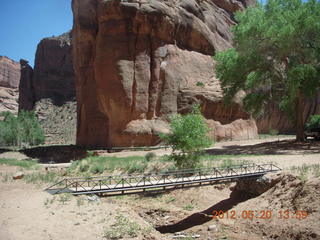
0,0,73,66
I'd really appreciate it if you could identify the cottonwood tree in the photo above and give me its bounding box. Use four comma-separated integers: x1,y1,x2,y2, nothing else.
215,0,320,141
0,111,45,148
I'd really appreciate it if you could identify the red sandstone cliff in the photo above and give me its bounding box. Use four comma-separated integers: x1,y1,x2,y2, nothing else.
72,0,257,147
19,32,75,110
18,33,77,144
257,95,320,134
0,56,20,115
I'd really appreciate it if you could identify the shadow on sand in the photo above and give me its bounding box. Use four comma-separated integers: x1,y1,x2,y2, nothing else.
156,190,251,233
20,145,87,163
205,139,320,155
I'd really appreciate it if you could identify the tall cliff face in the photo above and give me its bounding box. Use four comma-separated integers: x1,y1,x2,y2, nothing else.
18,32,77,144
72,0,257,147
257,94,320,134
19,32,75,110
33,32,75,105
18,59,34,111
0,56,20,114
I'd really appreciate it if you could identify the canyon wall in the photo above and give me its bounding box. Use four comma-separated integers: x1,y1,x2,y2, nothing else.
72,0,257,147
0,56,20,115
257,94,320,134
18,32,77,144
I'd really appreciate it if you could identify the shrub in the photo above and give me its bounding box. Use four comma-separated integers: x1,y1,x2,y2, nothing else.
159,104,213,169
90,163,105,174
196,81,204,87
104,214,141,239
79,160,90,172
268,127,279,136
0,111,45,148
306,114,320,129
145,152,156,162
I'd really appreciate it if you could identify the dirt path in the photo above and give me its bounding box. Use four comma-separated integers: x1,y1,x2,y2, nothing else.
0,178,161,240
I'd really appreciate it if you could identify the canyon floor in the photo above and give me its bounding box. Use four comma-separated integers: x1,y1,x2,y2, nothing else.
0,136,320,240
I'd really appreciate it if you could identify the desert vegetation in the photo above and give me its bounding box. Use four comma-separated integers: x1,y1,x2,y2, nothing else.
215,0,320,141
160,105,213,169
1,0,320,239
0,111,45,148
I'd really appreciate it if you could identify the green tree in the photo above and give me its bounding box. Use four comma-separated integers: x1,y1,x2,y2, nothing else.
160,105,213,169
0,111,45,148
215,0,320,141
306,114,320,129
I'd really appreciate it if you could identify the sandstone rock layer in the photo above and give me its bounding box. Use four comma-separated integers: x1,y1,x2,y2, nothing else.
72,0,257,147
18,33,77,144
0,56,20,115
257,95,320,134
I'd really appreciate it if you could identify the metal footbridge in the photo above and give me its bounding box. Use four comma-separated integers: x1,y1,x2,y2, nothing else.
45,163,281,196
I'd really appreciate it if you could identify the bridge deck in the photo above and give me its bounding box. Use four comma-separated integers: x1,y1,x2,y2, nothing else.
45,164,281,196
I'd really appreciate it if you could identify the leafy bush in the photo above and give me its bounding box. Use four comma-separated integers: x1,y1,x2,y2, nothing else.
268,127,279,136
145,152,156,162
0,111,45,148
196,81,204,87
90,163,105,174
68,156,148,175
160,105,213,169
104,215,141,239
79,160,90,172
306,114,320,129
0,158,38,169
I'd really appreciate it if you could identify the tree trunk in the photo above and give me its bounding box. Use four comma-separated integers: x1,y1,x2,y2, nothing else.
295,91,305,142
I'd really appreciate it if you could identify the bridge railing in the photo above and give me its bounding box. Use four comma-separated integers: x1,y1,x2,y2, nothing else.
45,163,281,194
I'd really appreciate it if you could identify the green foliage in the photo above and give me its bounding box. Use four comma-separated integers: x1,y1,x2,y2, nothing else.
160,105,213,169
145,152,156,162
0,158,38,169
196,81,205,87
215,0,320,139
0,111,45,147
104,214,141,239
68,156,148,175
183,204,194,211
291,164,320,180
268,127,279,136
306,114,320,129
90,163,105,174
24,172,59,184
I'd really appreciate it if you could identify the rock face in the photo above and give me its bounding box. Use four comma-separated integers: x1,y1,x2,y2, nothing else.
257,95,320,134
18,32,77,144
19,32,75,109
0,56,20,115
18,59,34,111
72,0,257,147
207,119,258,141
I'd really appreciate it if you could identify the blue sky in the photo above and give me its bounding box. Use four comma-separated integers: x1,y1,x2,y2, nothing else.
0,0,73,66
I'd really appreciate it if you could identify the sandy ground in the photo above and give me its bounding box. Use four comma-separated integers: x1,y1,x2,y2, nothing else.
0,179,161,240
96,136,297,158
0,137,319,240
99,136,320,171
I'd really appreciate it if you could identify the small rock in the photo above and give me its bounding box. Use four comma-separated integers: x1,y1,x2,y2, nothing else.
87,195,100,203
172,232,188,239
192,234,201,238
12,172,24,180
207,224,218,232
